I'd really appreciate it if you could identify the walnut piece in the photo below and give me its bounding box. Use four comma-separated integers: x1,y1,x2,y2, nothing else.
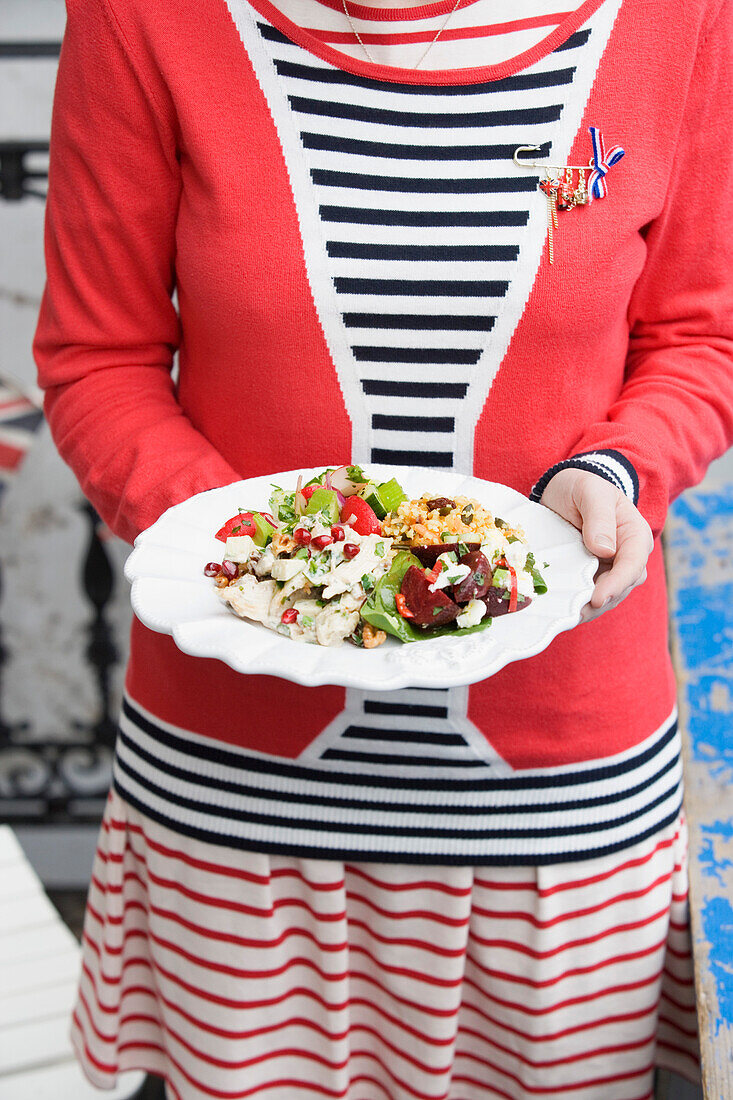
362,623,387,649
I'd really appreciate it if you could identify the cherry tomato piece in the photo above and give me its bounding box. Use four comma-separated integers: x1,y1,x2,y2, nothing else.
215,513,257,543
340,497,381,536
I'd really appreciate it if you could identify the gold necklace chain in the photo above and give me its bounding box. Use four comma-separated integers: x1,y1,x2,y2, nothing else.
340,0,463,69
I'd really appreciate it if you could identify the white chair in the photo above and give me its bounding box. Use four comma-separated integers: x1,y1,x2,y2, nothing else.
0,825,145,1099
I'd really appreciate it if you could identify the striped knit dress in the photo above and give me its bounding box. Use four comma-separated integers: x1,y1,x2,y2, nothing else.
34,0,733,1095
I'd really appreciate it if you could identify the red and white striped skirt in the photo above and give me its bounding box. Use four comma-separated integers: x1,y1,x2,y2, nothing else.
71,790,699,1100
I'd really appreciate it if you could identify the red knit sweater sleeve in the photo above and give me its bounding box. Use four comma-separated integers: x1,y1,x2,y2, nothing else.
533,0,733,537
33,0,240,544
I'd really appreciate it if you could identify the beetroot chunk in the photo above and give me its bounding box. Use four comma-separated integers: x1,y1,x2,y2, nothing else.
409,542,480,568
484,587,532,617
401,566,460,626
452,550,491,603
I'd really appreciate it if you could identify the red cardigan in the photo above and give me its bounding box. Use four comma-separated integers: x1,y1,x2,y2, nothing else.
33,0,733,863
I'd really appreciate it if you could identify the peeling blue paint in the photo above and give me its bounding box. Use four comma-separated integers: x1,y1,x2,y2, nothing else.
700,896,733,1033
668,489,733,1035
668,493,733,773
699,821,733,886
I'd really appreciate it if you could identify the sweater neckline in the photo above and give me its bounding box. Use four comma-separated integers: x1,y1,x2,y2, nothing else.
243,0,607,85
304,0,483,22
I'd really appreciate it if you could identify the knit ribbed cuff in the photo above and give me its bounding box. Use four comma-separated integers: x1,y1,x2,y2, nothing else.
530,449,639,505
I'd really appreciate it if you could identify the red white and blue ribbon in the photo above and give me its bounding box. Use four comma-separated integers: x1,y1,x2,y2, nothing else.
587,126,625,201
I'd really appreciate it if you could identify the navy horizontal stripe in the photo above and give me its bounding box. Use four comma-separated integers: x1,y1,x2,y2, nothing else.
257,22,295,44
321,206,530,227
364,701,449,718
312,168,536,193
289,96,564,128
114,749,682,840
371,448,454,467
328,242,518,261
335,277,508,297
277,58,576,95
554,28,592,52
120,699,679,793
353,346,481,364
302,133,551,162
321,749,483,766
343,726,468,746
344,313,495,332
116,724,680,819
362,380,468,398
372,414,455,432
113,775,683,866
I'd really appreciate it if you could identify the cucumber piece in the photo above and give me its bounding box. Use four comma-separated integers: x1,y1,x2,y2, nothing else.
305,488,340,524
360,484,388,520
376,478,406,515
491,567,510,588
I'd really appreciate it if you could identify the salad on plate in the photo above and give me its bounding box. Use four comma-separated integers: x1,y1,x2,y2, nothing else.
206,466,548,648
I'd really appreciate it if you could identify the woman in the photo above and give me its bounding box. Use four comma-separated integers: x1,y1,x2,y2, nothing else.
35,0,732,1096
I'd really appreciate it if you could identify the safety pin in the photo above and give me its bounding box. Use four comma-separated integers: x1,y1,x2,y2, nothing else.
512,145,591,172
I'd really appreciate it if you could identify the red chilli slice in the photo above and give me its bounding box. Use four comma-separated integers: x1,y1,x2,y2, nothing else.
496,557,518,613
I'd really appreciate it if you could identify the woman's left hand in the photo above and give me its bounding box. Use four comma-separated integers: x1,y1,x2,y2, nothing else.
539,468,654,623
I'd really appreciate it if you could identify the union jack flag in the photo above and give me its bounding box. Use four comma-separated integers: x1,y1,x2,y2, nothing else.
0,379,44,502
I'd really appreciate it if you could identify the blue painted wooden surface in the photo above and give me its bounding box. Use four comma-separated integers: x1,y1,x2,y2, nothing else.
666,474,733,1093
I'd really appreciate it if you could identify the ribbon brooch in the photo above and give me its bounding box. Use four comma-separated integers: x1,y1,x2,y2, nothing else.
513,126,625,264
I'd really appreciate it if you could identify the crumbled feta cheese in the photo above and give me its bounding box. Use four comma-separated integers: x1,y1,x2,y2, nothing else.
480,528,510,562
224,534,257,563
456,598,487,629
271,558,306,582
504,539,529,573
429,555,471,593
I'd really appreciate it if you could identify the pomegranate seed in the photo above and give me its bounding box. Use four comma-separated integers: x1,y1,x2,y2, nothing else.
311,534,334,550
343,543,360,559
331,525,345,542
204,562,221,577
294,527,311,545
281,608,299,624
221,560,238,579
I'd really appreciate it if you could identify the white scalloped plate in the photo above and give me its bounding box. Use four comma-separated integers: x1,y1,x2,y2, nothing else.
124,465,597,690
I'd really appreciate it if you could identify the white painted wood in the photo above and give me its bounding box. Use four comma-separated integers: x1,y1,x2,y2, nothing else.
1,1059,145,1100
0,920,77,964
0,1014,77,1075
1,859,47,900
0,825,144,1095
0,824,24,863
1,950,81,997
0,978,77,1028
0,887,59,933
